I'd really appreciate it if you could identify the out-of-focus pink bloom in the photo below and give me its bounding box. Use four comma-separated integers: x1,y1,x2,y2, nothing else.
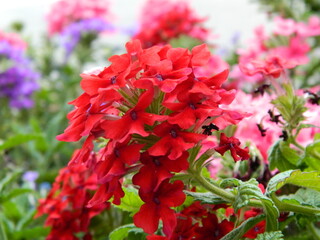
273,16,296,36
133,0,209,48
271,36,310,65
296,16,320,37
229,65,263,86
0,30,27,49
193,55,229,78
225,91,281,161
239,54,298,78
46,0,112,35
297,86,320,146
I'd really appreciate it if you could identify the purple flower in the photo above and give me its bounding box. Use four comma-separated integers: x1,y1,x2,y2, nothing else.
60,18,114,58
0,40,39,109
22,171,39,182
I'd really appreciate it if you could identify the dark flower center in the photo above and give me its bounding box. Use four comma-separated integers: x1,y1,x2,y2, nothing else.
189,103,196,110
153,158,161,166
155,74,163,81
153,197,160,205
130,111,137,120
114,149,120,158
110,76,117,84
170,129,178,138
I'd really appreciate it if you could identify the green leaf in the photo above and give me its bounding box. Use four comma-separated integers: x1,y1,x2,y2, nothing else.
184,191,227,205
281,188,320,209
114,187,143,216
169,34,202,49
268,141,298,171
0,171,22,193
0,219,8,240
220,214,265,240
1,201,22,220
267,170,320,194
109,224,137,240
271,84,307,128
0,134,41,151
230,179,279,231
300,140,320,171
0,189,33,203
12,226,50,239
255,231,284,240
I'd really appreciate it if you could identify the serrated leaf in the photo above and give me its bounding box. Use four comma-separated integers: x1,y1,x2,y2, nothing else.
109,224,136,240
0,134,41,151
220,178,241,188
267,170,320,194
268,141,298,171
114,187,143,216
231,179,279,231
255,231,284,240
221,214,265,240
271,84,307,128
184,191,227,205
281,188,320,209
300,140,320,171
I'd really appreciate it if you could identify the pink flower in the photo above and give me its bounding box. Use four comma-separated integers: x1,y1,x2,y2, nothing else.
273,16,297,36
0,30,27,49
296,16,320,37
46,0,112,35
224,91,281,161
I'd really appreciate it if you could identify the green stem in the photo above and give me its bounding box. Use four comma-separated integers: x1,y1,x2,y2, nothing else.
308,222,320,240
191,171,235,202
271,193,320,215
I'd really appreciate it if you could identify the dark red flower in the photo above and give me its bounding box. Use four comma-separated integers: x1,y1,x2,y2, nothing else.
214,133,250,161
101,88,167,141
134,180,185,236
133,152,189,193
36,159,108,240
148,122,206,160
195,213,234,240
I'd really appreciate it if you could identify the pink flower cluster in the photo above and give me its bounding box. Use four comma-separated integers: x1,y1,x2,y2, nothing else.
133,0,209,48
224,89,320,162
46,0,112,35
0,30,27,49
231,16,320,87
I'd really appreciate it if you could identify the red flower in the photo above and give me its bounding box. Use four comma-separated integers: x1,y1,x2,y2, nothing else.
95,139,143,184
133,152,189,193
148,122,206,160
195,213,234,239
214,133,250,161
101,88,166,141
133,180,185,236
36,159,108,240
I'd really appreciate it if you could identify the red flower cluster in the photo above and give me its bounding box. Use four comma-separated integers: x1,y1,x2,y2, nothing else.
147,202,234,239
133,0,209,48
36,152,108,240
56,39,246,236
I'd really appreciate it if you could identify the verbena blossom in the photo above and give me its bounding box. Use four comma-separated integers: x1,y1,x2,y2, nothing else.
0,31,39,109
60,18,114,57
133,0,209,48
36,152,109,240
46,0,112,35
55,40,248,236
233,16,320,87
